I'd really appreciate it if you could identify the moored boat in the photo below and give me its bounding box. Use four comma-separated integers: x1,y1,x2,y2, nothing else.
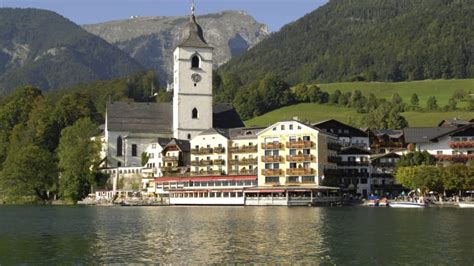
389,201,426,208
458,202,474,208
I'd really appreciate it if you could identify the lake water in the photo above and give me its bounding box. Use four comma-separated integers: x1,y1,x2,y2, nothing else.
0,206,473,264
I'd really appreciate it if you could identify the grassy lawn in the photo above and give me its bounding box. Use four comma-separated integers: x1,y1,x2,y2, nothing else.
318,79,474,107
244,103,473,127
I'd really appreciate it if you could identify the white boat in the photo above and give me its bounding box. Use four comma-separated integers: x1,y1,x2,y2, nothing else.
389,201,426,208
458,202,474,208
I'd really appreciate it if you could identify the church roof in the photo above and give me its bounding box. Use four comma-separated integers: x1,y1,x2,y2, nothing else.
106,102,244,134
107,102,173,134
178,14,211,48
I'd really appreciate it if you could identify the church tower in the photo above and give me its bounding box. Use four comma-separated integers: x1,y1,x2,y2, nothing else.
173,2,214,140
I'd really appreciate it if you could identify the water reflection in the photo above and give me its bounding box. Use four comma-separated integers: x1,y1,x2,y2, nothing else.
0,206,473,264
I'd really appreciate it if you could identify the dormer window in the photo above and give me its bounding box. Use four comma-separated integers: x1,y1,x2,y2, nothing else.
191,55,200,69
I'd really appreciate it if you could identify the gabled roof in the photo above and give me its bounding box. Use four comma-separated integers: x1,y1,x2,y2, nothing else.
107,102,173,134
228,127,265,140
438,118,473,128
106,102,244,134
371,129,404,139
312,119,367,138
403,127,453,144
196,128,230,139
339,146,372,155
257,120,327,137
157,138,172,147
429,124,474,141
370,152,401,160
164,138,190,152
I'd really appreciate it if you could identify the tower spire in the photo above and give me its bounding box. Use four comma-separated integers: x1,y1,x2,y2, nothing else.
191,0,195,16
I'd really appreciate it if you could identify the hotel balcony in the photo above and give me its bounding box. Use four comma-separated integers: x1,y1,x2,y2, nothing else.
449,141,474,149
286,168,315,176
213,159,226,165
229,169,258,175
261,142,284,150
190,160,213,166
286,140,314,149
213,147,226,154
229,145,258,153
286,154,314,162
163,156,178,163
372,162,397,168
261,169,284,176
261,155,283,163
229,158,258,165
191,148,213,155
192,170,223,176
434,154,474,162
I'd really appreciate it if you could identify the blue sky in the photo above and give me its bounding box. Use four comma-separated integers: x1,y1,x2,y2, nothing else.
1,0,328,31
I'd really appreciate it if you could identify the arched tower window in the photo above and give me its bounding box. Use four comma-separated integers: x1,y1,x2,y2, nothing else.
187,134,192,140
192,108,199,119
191,55,200,69
117,136,123,156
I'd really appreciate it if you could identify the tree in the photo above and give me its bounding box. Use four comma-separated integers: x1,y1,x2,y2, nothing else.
426,96,438,111
467,97,474,111
387,109,409,129
257,74,293,112
0,144,57,203
410,93,419,108
57,118,100,203
156,90,173,103
391,93,403,106
328,90,341,105
366,93,379,112
141,152,150,166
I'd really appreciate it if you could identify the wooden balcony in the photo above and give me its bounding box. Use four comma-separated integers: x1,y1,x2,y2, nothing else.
449,141,474,149
286,154,314,162
191,148,213,155
286,140,314,149
261,169,283,176
261,142,283,150
229,169,258,175
213,159,226,165
242,158,258,165
229,145,258,153
192,170,223,176
286,168,315,175
190,160,213,166
213,147,226,154
163,156,178,162
261,155,283,163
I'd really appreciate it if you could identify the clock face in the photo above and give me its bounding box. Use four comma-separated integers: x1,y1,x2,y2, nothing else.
191,73,202,83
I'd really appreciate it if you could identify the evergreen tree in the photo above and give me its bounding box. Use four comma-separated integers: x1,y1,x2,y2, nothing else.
426,96,438,111
410,93,420,108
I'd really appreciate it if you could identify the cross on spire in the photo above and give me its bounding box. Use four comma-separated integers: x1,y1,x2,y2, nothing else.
191,0,196,16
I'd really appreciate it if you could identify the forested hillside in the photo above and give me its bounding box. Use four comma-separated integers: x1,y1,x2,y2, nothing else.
218,0,474,87
0,8,144,95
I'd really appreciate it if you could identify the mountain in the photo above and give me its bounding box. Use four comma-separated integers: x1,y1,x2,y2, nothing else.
0,8,144,95
83,11,269,83
218,0,474,86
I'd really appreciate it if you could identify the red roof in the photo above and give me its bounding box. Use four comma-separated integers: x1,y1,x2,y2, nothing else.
154,175,257,183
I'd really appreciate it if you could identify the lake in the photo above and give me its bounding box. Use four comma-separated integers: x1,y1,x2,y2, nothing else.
0,206,473,264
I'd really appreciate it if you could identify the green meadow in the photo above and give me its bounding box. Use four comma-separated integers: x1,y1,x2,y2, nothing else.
245,79,474,127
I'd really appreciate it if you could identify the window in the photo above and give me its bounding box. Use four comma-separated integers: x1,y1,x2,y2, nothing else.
192,108,198,119
117,162,121,167
437,151,442,155
116,136,123,156
152,144,156,149
289,124,294,130
289,163,297,169
281,125,285,130
288,176,299,183
132,144,138,157
290,149,296,155
360,178,368,184
191,55,200,68
302,176,315,183
187,134,191,140
265,176,279,183
303,136,310,141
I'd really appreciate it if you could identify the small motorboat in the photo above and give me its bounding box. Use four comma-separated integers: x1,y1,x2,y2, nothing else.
458,202,474,208
378,198,388,207
389,201,426,208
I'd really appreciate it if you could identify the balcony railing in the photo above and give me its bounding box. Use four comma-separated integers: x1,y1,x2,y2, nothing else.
434,154,474,162
213,159,225,165
261,169,284,176
287,168,315,175
229,169,258,175
449,141,474,149
229,158,258,165
229,145,258,153
191,148,213,155
372,162,397,168
261,142,283,150
163,156,178,162
191,170,223,176
286,140,314,149
371,173,394,178
286,154,314,162
261,155,283,163
190,160,213,166
213,147,226,154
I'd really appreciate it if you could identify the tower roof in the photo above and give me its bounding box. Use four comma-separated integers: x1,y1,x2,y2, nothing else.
178,2,211,48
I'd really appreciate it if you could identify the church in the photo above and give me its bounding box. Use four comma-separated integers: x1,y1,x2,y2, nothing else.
104,5,244,168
